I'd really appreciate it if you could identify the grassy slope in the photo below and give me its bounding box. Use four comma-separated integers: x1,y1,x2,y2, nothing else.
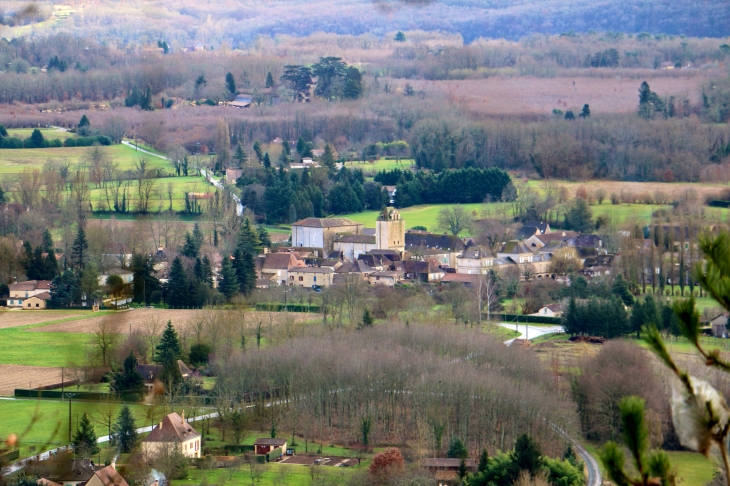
6,128,75,141
87,176,212,212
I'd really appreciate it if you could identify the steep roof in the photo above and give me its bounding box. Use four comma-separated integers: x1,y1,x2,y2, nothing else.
334,234,376,244
335,261,373,274
92,465,130,486
9,280,51,292
523,221,550,233
292,217,361,228
405,232,466,252
254,438,287,446
29,291,51,301
500,241,532,254
262,253,301,271
514,226,539,239
460,247,492,259
142,412,200,443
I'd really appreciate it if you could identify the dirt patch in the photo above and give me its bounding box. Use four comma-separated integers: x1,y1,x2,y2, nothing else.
29,309,320,334
279,456,359,467
0,311,87,329
403,75,709,115
0,365,63,396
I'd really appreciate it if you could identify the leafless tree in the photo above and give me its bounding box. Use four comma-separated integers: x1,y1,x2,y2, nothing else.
436,206,474,236
92,316,121,367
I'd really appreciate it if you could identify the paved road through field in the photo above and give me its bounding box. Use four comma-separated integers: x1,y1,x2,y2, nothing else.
499,323,564,345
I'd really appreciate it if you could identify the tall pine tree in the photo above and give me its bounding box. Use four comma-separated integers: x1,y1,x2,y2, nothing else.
72,225,88,269
237,218,262,255
166,257,190,309
113,405,138,453
218,257,239,300
73,413,100,457
154,320,183,363
233,249,256,295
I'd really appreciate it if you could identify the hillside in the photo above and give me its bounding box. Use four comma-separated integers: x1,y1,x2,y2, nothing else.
1,0,729,45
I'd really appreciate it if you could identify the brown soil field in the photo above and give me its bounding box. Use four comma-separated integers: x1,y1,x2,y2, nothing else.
0,365,62,395
404,75,708,115
527,179,729,201
0,311,87,329
30,308,320,334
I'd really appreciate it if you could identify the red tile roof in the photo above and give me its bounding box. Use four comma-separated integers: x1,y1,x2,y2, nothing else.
142,412,200,443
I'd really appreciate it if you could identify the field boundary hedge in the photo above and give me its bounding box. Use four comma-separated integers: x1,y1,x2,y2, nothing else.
498,314,562,324
254,303,321,312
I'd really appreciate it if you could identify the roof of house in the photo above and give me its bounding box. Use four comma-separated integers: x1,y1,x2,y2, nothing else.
254,438,287,446
421,458,478,469
567,235,604,248
335,261,373,274
292,217,361,228
405,232,466,252
368,249,402,260
262,253,302,271
143,412,200,443
523,221,550,233
334,234,376,244
500,241,533,254
9,280,52,292
459,247,492,259
93,465,130,486
28,291,51,301
47,459,99,483
370,271,402,278
543,304,563,312
515,226,539,239
441,273,480,284
404,261,444,274
290,267,334,274
357,253,393,268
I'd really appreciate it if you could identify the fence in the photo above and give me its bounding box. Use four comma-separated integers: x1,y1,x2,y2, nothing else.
14,389,143,402
254,303,321,313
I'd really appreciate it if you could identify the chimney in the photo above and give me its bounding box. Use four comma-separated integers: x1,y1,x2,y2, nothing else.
181,410,185,423
159,421,163,429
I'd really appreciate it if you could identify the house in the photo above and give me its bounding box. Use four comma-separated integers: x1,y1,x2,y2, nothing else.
514,226,540,240
142,411,201,458
311,149,325,158
98,269,134,286
288,267,334,288
498,241,534,264
254,438,287,456
333,234,376,261
711,315,728,338
291,217,364,253
384,185,396,204
523,221,551,234
405,231,466,268
8,280,51,308
422,458,477,486
407,246,452,267
456,246,496,275
335,260,374,278
531,304,563,317
102,243,132,268
440,273,481,287
660,61,675,70
136,362,192,391
228,95,252,108
152,247,170,271
225,168,243,183
404,261,445,282
23,292,50,310
41,459,129,486
525,231,577,250
260,252,306,286
368,270,402,286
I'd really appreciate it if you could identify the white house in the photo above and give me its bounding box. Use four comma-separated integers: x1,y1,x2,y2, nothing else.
142,411,202,458
8,280,51,308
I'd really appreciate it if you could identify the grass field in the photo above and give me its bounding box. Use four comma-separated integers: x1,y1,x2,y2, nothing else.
6,128,75,141
344,158,415,174
0,143,173,175
0,399,160,458
87,176,212,212
342,202,488,233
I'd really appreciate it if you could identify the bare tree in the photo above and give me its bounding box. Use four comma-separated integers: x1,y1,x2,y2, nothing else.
92,316,121,367
437,206,474,236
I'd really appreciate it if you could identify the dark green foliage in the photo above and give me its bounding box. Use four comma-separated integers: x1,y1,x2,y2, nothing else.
562,295,630,338
638,81,665,119
0,185,5,204
131,254,160,303
580,104,591,118
263,152,271,168
0,125,7,137
564,110,575,120
343,66,363,99
564,198,593,233
160,348,183,390
237,218,262,255
77,115,91,136
312,56,348,99
328,181,363,214
233,249,256,295
189,342,212,367
321,143,336,172
394,31,406,42
154,320,183,363
112,405,138,453
359,308,373,329
225,72,236,96
253,140,263,161
588,48,619,67
478,449,489,472
233,143,246,168
71,225,88,269
195,74,207,89
265,71,274,88
281,65,313,95
180,233,199,258
446,436,468,459
49,269,80,308
257,226,272,248
140,86,153,111
42,228,53,253
166,257,190,309
611,274,634,306
512,434,542,477
218,257,239,300
72,413,100,457
111,351,144,393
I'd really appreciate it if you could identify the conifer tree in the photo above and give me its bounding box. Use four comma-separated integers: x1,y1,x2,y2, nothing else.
611,274,634,306
154,320,183,362
218,257,239,300
225,72,236,97
160,348,183,391
111,351,144,393
166,257,190,309
73,413,100,457
253,141,263,161
72,225,88,269
237,218,262,255
42,228,54,253
478,449,489,473
233,143,247,168
112,405,138,453
359,308,373,329
257,226,272,248
263,153,271,168
321,143,336,172
266,71,274,88
233,249,256,295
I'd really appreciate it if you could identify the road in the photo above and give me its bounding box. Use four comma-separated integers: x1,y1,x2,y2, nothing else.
499,323,564,346
121,141,243,216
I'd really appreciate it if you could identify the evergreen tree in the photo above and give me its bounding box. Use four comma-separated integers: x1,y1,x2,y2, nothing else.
77,115,91,136
71,225,88,269
192,223,204,250
201,255,214,287
112,405,138,453
154,320,183,363
44,249,59,280
111,351,144,393
225,72,237,97
141,85,153,111
166,257,190,309
563,297,580,335
446,436,469,459
263,153,271,169
218,257,239,300
394,31,406,42
321,143,336,172
42,228,54,253
181,233,199,258
253,141,263,161
512,434,542,477
159,348,183,391
612,274,634,306
579,104,591,118
564,110,575,120
478,449,489,473
233,249,257,295
237,218,262,255
233,143,247,168
189,342,212,367
79,262,101,306
296,136,307,155
49,269,80,308
73,413,99,457
564,198,593,233
257,226,272,248
30,129,45,148
359,308,373,329
265,71,275,88
0,185,5,204
131,254,159,304
343,67,363,99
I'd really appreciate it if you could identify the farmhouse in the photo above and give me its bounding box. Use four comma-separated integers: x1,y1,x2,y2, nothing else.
8,280,51,308
225,168,243,182
41,459,129,486
711,314,728,338
142,411,201,458
23,292,50,310
101,243,132,268
405,231,466,267
291,217,363,253
259,252,306,286
421,458,477,486
531,304,563,317
288,267,334,287
254,438,287,455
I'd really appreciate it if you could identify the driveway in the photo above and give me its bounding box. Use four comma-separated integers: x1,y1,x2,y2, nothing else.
499,323,564,345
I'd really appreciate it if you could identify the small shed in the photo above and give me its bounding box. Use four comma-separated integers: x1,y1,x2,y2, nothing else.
254,438,287,455
24,292,50,310
711,314,728,338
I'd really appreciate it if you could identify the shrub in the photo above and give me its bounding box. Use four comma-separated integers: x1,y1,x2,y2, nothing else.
610,192,620,204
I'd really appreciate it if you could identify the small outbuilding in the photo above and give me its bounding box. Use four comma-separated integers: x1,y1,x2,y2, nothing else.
254,438,287,456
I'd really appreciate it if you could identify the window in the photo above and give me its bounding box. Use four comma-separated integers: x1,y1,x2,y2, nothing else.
36,303,39,308
313,276,317,282
298,276,303,281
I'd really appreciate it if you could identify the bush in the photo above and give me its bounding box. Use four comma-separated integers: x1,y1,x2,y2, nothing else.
64,138,77,147
0,137,23,148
